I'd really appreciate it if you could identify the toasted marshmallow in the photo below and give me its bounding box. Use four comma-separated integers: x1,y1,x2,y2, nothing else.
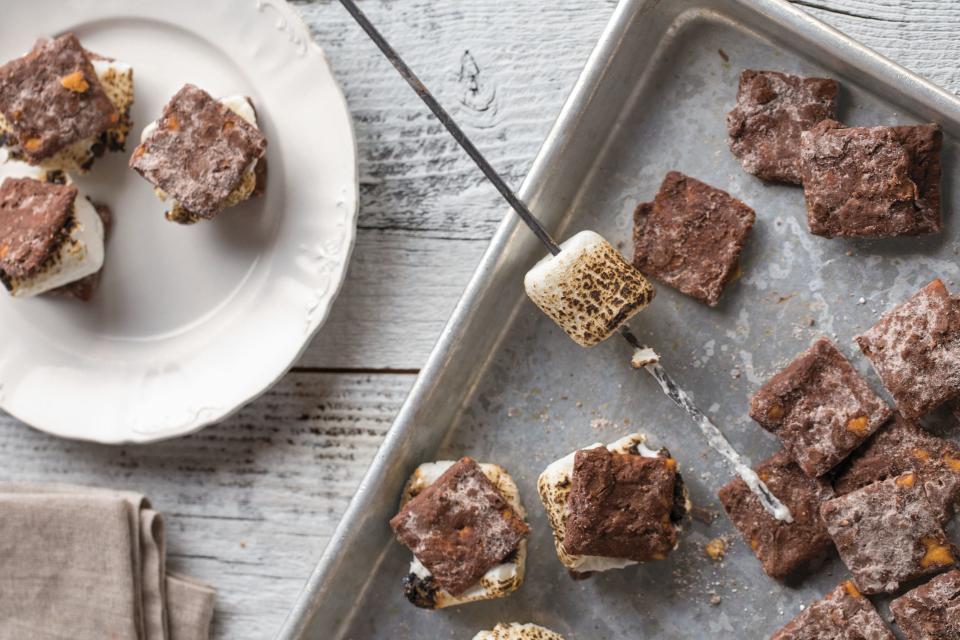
524,231,654,347
0,161,105,298
537,433,690,573
472,623,565,640
399,461,526,609
0,57,135,174
142,94,261,224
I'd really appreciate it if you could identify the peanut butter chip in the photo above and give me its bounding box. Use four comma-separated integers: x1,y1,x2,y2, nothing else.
59,70,89,93
0,243,7,258
766,404,785,421
846,415,869,435
842,580,861,598
23,137,42,152
944,454,960,472
164,115,180,131
913,448,932,462
920,536,955,568
705,538,726,561
896,473,916,488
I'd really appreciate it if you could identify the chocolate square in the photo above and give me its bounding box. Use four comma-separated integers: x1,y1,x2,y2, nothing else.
0,177,77,287
632,171,755,306
821,473,957,594
770,581,894,640
389,457,529,596
856,279,960,419
799,120,942,237
0,34,118,162
890,569,960,640
130,84,267,219
563,446,679,562
718,451,834,579
834,414,960,523
749,337,891,477
727,70,838,184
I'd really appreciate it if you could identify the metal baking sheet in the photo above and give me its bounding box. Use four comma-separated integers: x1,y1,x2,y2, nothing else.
279,0,960,637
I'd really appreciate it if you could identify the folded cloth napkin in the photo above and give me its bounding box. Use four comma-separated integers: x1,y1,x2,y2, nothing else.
0,483,215,640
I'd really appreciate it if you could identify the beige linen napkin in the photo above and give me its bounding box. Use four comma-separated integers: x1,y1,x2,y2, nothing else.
0,484,215,640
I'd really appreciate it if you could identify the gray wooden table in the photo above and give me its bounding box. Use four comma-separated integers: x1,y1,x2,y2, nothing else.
0,1,957,637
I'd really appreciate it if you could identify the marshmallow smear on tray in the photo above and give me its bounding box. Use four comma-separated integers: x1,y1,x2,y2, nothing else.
0,162,107,299
525,230,654,347
473,623,566,640
388,457,530,609
130,84,267,224
537,433,690,576
0,33,134,174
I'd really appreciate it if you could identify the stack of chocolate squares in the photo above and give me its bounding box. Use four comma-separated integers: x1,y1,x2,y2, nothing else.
718,278,960,637
727,69,943,240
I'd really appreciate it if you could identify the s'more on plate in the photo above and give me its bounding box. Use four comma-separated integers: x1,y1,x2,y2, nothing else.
130,84,267,224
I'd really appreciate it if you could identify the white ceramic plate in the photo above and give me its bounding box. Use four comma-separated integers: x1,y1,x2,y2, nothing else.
0,0,358,443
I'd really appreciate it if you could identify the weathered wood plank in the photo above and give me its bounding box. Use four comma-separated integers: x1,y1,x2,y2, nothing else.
0,372,413,638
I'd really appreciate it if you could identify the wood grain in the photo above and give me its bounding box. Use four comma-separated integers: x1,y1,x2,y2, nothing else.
2,1,959,638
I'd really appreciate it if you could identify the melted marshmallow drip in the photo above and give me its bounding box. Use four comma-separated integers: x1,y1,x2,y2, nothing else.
644,361,793,522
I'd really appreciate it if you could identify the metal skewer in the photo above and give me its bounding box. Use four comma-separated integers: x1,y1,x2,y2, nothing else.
339,0,791,522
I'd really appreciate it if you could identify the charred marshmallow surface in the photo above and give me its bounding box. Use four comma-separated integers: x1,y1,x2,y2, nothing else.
472,623,565,640
537,434,689,574
0,170,104,298
524,231,654,347
395,460,527,609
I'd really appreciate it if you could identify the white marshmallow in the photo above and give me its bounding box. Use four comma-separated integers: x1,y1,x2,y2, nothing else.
472,623,565,640
524,231,654,347
399,460,526,609
0,161,105,298
537,433,689,573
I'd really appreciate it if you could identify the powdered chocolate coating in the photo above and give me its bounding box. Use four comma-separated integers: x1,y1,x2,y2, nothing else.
799,120,941,237
770,581,895,640
0,177,77,285
563,447,678,562
749,337,891,477
727,69,838,184
856,279,960,419
130,84,267,218
389,457,529,596
821,473,957,594
890,569,960,640
718,451,834,579
0,34,118,162
632,171,755,306
834,413,960,524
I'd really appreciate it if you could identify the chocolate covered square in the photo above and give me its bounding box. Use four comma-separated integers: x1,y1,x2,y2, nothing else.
856,279,960,419
834,414,960,523
389,457,529,596
890,569,960,640
632,171,755,306
0,34,117,162
0,177,77,287
130,84,266,219
727,69,838,184
749,337,891,477
799,120,941,237
770,581,894,640
562,446,679,562
821,472,957,594
718,451,834,578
